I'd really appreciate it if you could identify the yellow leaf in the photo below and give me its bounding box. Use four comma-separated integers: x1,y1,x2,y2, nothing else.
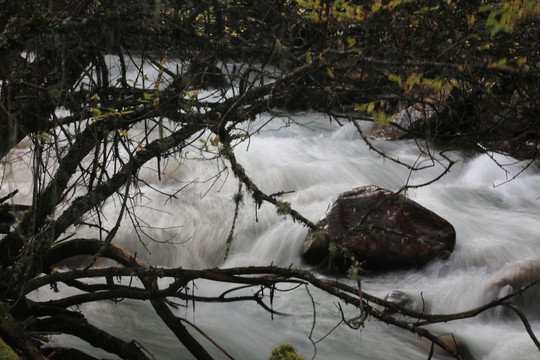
306,51,312,64
477,43,492,51
326,67,335,79
488,58,508,69
199,138,208,151
120,129,129,137
466,13,476,29
183,90,198,100
516,57,527,67
374,111,389,124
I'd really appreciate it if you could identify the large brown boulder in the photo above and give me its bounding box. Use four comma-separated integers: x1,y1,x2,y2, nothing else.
303,186,455,271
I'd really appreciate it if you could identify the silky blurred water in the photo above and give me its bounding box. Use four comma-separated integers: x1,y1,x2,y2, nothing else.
6,111,540,359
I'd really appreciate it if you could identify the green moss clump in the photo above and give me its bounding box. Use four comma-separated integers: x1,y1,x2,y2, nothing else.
269,344,305,360
0,341,18,360
275,201,292,216
347,262,362,281
311,230,327,245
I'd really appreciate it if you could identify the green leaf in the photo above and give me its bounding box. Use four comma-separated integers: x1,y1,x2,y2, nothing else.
371,1,381,13
478,5,492,12
353,103,368,112
388,74,402,86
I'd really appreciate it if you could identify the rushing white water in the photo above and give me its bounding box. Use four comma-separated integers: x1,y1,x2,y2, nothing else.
6,111,540,359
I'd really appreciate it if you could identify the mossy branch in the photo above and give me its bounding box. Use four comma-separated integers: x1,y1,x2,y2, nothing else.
220,139,318,231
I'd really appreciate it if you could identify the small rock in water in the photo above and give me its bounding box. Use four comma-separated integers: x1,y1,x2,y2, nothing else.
367,104,436,140
383,290,428,315
486,257,540,319
487,257,540,290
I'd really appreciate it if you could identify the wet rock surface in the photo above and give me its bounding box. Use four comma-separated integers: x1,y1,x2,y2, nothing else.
303,186,456,271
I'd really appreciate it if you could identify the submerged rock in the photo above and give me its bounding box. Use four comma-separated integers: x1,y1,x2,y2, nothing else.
487,257,540,291
383,290,429,315
302,186,455,271
414,334,474,360
486,258,540,319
